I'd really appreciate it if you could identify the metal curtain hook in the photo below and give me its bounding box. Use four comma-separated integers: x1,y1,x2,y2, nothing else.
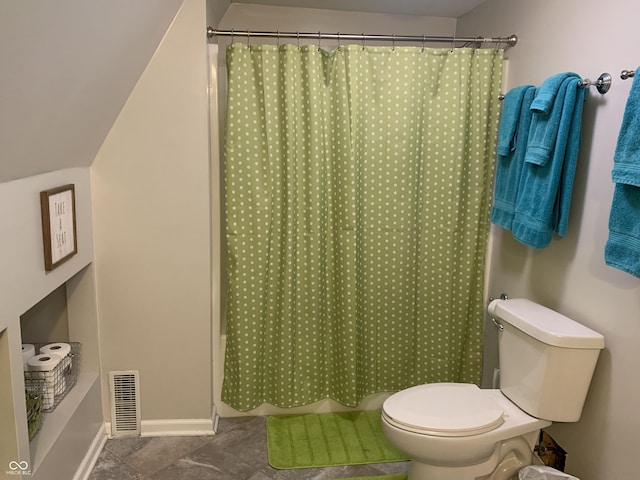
422,34,426,52
318,31,321,51
362,33,366,50
392,33,396,51
230,28,234,44
450,34,456,53
246,30,250,46
297,31,300,49
337,32,341,50
276,30,280,47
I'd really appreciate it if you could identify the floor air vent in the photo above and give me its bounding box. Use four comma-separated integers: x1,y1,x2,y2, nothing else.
109,370,141,436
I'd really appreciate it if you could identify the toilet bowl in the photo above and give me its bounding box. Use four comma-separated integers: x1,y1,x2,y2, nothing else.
381,383,550,480
381,298,605,480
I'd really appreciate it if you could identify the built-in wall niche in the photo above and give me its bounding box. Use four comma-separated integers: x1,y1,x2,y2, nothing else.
20,284,69,345
18,264,101,476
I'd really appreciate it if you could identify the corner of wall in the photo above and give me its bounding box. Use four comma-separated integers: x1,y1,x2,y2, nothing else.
207,0,231,29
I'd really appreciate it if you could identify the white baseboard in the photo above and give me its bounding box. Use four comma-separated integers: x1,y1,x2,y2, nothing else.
72,424,107,480
105,419,215,437
140,418,215,437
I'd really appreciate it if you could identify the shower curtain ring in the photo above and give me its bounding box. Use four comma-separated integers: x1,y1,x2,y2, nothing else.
277,30,280,47
422,34,426,52
230,28,234,44
337,32,341,50
362,33,366,50
246,30,250,46
297,31,300,49
450,35,456,53
318,31,321,52
392,33,396,51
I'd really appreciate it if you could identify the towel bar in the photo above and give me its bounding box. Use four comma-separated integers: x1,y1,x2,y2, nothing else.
579,73,612,94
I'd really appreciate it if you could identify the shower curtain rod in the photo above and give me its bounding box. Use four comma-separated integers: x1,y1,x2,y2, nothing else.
207,27,518,47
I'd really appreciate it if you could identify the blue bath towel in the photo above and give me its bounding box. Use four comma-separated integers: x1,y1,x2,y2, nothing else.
511,76,586,248
605,69,640,277
605,185,640,277
491,85,536,229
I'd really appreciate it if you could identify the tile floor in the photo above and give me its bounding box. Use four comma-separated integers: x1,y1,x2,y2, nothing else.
88,416,409,480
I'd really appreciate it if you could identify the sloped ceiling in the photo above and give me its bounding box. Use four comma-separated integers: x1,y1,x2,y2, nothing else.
0,0,486,184
0,0,183,183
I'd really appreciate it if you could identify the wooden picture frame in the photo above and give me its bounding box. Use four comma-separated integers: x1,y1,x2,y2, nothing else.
40,184,78,271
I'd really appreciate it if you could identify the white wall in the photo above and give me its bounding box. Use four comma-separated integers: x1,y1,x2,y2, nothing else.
92,0,213,424
218,3,456,36
206,0,231,28
458,1,640,479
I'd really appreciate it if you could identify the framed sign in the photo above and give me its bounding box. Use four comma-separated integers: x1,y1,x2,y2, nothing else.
40,184,78,271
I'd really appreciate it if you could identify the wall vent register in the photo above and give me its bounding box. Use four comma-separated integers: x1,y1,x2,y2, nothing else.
109,370,141,436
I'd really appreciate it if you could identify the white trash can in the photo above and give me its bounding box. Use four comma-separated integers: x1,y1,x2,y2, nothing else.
519,466,579,480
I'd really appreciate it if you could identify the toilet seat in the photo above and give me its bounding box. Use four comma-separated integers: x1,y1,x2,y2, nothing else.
382,383,505,437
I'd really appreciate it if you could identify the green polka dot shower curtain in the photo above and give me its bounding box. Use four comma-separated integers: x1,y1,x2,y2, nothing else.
222,43,503,411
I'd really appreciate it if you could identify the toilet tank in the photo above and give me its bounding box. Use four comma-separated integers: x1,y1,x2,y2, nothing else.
488,298,605,422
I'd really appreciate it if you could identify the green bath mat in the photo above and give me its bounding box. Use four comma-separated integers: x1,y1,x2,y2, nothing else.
266,410,409,469
329,476,407,480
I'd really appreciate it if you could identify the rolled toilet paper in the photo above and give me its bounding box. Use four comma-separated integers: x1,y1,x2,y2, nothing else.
40,343,72,373
22,344,36,371
27,353,62,372
28,353,62,409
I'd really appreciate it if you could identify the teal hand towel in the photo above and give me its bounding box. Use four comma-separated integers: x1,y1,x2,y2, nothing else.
512,77,586,248
530,72,580,114
526,73,581,166
497,85,534,157
491,86,536,229
605,69,640,277
611,70,640,187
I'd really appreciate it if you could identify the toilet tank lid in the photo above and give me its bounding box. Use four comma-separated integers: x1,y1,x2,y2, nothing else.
488,298,605,349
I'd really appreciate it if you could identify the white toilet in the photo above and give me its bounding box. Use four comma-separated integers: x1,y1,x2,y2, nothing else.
381,298,605,480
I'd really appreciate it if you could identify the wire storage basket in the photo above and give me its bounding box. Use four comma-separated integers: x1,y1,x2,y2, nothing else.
24,342,81,413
